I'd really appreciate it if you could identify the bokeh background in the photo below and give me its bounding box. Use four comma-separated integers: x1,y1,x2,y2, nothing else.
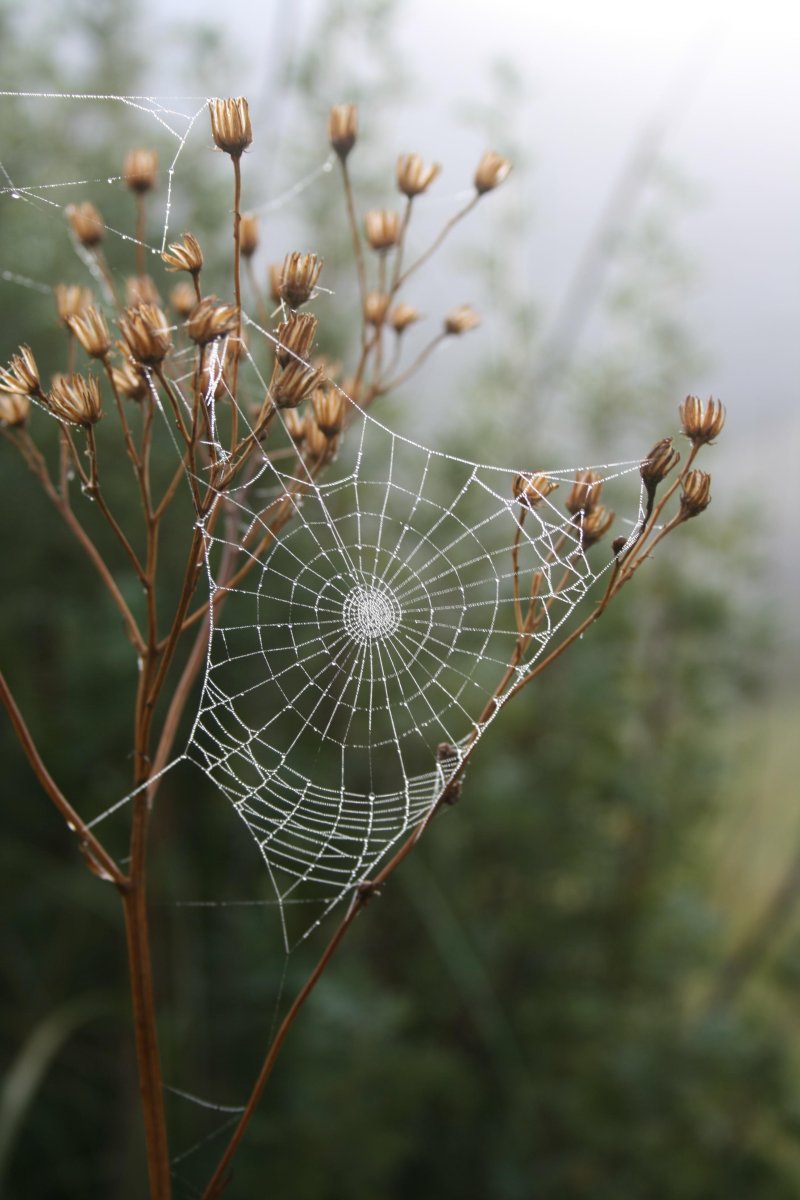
1,1,799,1196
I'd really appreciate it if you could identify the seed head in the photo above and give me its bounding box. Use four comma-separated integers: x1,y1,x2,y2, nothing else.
125,275,162,308
66,201,105,248
680,470,712,518
161,232,204,276
169,281,197,318
47,373,103,427
364,210,401,253
513,472,558,509
364,292,390,327
268,263,283,305
389,303,420,333
209,96,253,157
474,151,512,195
0,345,41,397
396,153,440,198
186,297,239,346
111,360,149,402
565,469,602,516
444,305,480,336
328,104,358,161
679,394,726,446
279,252,323,309
269,359,324,409
240,214,259,259
640,436,680,497
68,306,111,359
123,148,158,194
118,304,173,366
312,385,346,437
55,284,92,326
304,415,336,463
576,505,614,549
283,408,306,444
0,393,31,427
275,312,318,367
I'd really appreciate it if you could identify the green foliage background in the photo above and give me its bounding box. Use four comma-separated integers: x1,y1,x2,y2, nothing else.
1,1,798,1197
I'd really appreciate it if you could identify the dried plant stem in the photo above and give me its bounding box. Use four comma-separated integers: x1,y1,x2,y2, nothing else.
229,154,243,449
135,195,146,277
396,193,479,289
338,159,367,325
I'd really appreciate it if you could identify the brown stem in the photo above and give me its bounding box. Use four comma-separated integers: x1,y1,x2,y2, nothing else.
135,194,146,277
396,193,479,289
338,158,367,326
230,154,242,450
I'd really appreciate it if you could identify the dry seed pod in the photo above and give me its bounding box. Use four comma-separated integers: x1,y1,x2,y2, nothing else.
396,153,440,198
118,304,172,366
283,408,306,444
123,148,158,194
328,103,358,161
125,275,162,309
364,292,390,326
444,305,480,335
389,303,420,333
640,437,680,494
269,359,324,409
0,346,41,397
209,96,252,157
565,469,602,516
240,214,259,258
680,470,712,518
474,151,512,195
311,385,346,438
47,373,102,426
275,312,318,367
187,297,239,346
161,232,203,276
111,360,149,402
0,393,31,426
268,263,283,305
169,281,197,318
55,284,92,326
305,416,336,463
575,505,614,549
513,472,558,509
66,201,105,248
279,252,323,309
679,395,725,446
364,210,401,253
68,306,111,359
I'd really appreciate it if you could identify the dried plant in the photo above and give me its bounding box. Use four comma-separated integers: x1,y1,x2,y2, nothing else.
0,95,724,1199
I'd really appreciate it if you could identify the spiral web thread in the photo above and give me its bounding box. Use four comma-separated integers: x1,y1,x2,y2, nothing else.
0,92,650,941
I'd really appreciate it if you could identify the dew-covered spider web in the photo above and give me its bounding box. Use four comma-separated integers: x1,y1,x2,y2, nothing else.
0,91,650,936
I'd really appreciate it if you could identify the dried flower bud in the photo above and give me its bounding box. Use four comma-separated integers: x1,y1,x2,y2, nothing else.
0,345,41,397
328,104,358,161
364,210,401,253
565,469,602,515
396,153,440,198
123,148,158,194
576,505,614,549
279,252,323,309
209,96,252,157
312,385,346,437
364,292,390,326
161,232,204,276
198,356,233,403
305,415,336,463
389,303,420,333
111,360,149,402
125,275,162,309
68,306,111,359
283,408,306,444
186,296,239,346
268,263,283,305
612,535,629,557
680,470,712,518
47,373,102,426
640,437,680,495
66,201,105,248
513,472,558,508
474,151,512,195
269,359,324,409
169,281,197,318
55,284,92,326
679,394,726,445
275,312,318,366
444,305,480,336
118,304,172,366
240,214,259,258
0,392,31,426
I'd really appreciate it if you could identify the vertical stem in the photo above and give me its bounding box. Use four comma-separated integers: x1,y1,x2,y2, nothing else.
135,194,146,277
230,154,242,450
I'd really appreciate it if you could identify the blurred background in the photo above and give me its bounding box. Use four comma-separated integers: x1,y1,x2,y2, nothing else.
1,0,799,1196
